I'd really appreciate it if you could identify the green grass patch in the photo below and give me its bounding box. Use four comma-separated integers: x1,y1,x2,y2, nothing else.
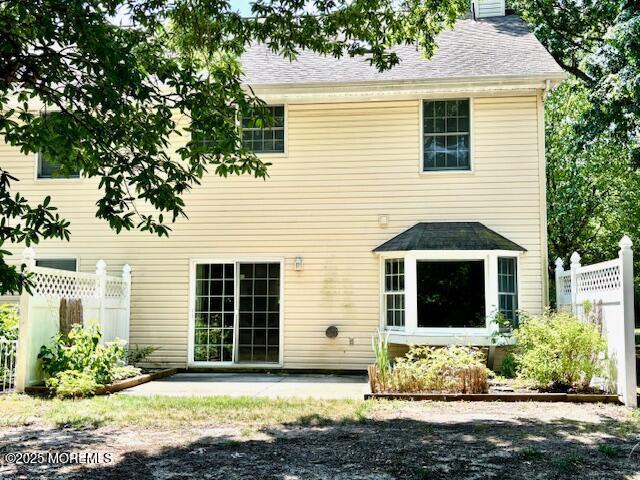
598,443,623,458
554,453,585,473
520,447,544,460
0,394,376,429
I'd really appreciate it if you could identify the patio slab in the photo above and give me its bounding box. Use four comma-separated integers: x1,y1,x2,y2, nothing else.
120,372,369,399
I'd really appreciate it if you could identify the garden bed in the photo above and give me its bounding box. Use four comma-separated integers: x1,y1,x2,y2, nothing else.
367,376,621,403
25,368,177,396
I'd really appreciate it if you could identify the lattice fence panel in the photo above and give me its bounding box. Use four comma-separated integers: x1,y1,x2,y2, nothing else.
105,278,127,298
30,269,99,300
576,264,622,295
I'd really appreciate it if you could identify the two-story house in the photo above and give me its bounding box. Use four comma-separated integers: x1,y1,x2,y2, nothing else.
2,1,565,370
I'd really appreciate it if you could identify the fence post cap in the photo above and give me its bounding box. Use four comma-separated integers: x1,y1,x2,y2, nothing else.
22,247,35,261
570,252,581,264
22,247,36,269
554,257,564,269
619,235,633,249
96,259,107,275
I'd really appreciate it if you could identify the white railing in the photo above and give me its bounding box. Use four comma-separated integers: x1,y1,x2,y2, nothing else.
14,248,132,392
0,338,17,393
555,236,636,407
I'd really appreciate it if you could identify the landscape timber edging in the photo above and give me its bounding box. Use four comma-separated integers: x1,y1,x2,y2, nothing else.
364,392,622,404
24,368,178,396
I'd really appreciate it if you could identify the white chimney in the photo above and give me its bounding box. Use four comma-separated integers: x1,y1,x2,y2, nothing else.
471,0,506,18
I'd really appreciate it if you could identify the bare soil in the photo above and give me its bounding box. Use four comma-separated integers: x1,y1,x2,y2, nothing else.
2,401,640,479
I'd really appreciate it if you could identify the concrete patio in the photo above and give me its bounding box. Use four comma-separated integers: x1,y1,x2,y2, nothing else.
120,372,369,400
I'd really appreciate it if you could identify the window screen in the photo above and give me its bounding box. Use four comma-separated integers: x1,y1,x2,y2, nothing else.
423,99,470,171
35,258,78,271
498,257,518,325
384,259,405,327
241,105,285,153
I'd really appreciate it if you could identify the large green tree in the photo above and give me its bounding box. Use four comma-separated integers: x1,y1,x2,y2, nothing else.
511,0,640,165
0,0,468,294
546,80,640,271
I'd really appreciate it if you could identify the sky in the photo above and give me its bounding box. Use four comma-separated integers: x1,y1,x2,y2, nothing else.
229,1,256,16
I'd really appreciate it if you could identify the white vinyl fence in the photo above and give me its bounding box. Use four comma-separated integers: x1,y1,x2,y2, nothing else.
14,248,131,392
555,236,636,407
0,339,17,392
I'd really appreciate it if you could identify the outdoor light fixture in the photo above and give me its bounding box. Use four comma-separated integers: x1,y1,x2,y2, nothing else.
294,256,304,271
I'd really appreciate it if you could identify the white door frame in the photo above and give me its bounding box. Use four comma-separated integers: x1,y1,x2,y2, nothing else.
187,257,285,368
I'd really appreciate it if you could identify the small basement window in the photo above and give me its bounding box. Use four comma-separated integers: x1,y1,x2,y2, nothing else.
422,99,470,171
384,259,405,327
35,258,78,271
416,260,485,328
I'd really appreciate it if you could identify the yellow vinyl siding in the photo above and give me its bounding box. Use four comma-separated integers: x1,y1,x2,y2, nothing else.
0,95,546,369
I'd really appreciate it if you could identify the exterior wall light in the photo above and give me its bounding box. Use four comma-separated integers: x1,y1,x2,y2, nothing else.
294,256,304,271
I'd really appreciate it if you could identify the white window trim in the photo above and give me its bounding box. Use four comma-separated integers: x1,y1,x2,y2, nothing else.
378,249,521,345
34,152,83,182
242,104,288,159
187,256,285,368
381,259,405,331
34,255,80,271
418,97,474,175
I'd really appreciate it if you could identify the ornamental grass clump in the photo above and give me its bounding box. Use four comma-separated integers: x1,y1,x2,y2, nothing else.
369,329,391,393
369,344,489,394
513,310,607,392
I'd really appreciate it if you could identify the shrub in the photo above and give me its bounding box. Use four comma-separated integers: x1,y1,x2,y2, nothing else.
500,350,518,379
513,311,607,391
111,365,142,382
387,345,489,394
38,323,140,396
45,370,98,399
125,344,158,365
0,304,18,340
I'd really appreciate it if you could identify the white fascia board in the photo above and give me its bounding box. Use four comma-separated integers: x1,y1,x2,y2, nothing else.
245,73,568,104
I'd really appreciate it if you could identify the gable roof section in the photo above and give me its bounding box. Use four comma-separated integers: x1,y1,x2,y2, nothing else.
373,222,526,252
241,15,564,87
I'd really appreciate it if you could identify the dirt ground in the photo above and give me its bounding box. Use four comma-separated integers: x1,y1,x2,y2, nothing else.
2,401,640,479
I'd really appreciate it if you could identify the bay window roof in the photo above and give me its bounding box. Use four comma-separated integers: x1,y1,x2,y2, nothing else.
373,222,525,252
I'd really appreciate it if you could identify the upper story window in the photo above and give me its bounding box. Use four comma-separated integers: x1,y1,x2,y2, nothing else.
241,105,285,154
422,99,470,171
36,112,81,179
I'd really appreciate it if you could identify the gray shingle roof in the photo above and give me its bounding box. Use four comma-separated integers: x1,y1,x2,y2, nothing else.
373,222,526,252
241,15,564,86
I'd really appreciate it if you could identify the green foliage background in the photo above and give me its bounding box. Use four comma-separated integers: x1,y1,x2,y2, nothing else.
545,80,640,308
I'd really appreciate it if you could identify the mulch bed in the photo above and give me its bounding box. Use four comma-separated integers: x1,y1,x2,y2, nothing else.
24,368,177,396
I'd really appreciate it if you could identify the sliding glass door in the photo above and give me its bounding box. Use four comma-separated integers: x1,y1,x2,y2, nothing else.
238,263,280,363
192,261,281,364
193,264,235,362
